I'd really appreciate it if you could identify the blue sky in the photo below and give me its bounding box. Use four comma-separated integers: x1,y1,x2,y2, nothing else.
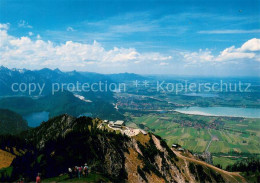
0,0,260,76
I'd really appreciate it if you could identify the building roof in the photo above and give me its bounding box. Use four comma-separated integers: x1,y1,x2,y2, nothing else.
114,120,124,125
140,129,147,135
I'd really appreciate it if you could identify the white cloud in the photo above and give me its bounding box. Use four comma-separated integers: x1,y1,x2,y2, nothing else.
28,32,33,36
159,62,169,66
215,46,255,62
0,23,10,30
0,25,13,47
1,22,259,73
66,27,75,32
139,53,172,61
0,27,172,70
239,38,260,51
183,38,260,64
18,20,33,28
182,49,214,64
198,29,260,34
109,23,156,34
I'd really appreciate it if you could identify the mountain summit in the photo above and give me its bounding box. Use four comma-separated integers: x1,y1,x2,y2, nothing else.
0,114,245,182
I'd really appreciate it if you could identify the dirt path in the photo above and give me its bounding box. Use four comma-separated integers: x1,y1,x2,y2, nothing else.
205,130,213,152
172,149,246,183
184,159,195,183
205,138,212,152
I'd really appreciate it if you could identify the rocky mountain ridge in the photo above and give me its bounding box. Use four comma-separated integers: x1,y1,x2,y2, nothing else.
0,114,245,182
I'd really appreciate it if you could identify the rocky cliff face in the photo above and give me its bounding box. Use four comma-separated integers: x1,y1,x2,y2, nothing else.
6,114,245,182
25,114,76,149
123,132,245,183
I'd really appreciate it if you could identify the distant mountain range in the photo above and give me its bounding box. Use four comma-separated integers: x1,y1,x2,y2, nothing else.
107,72,148,82
0,66,148,121
0,66,148,96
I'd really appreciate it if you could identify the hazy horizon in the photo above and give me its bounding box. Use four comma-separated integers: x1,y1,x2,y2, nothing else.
1,65,260,78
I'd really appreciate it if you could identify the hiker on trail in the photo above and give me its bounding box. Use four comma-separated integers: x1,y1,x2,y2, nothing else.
81,166,84,177
18,178,24,183
84,163,88,176
36,173,41,183
68,167,73,179
20,178,24,183
73,166,77,178
78,166,82,179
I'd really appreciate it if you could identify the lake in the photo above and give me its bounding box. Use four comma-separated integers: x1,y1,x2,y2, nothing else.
78,113,93,117
24,111,49,127
183,93,218,98
175,107,260,118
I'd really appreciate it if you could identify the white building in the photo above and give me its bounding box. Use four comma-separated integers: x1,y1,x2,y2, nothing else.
177,148,184,151
140,129,147,135
172,144,177,148
113,120,125,128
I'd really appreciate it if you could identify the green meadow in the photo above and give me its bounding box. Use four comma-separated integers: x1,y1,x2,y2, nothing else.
127,112,260,167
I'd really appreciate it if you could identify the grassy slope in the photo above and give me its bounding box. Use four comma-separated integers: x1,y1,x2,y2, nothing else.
212,156,237,169
0,150,15,169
